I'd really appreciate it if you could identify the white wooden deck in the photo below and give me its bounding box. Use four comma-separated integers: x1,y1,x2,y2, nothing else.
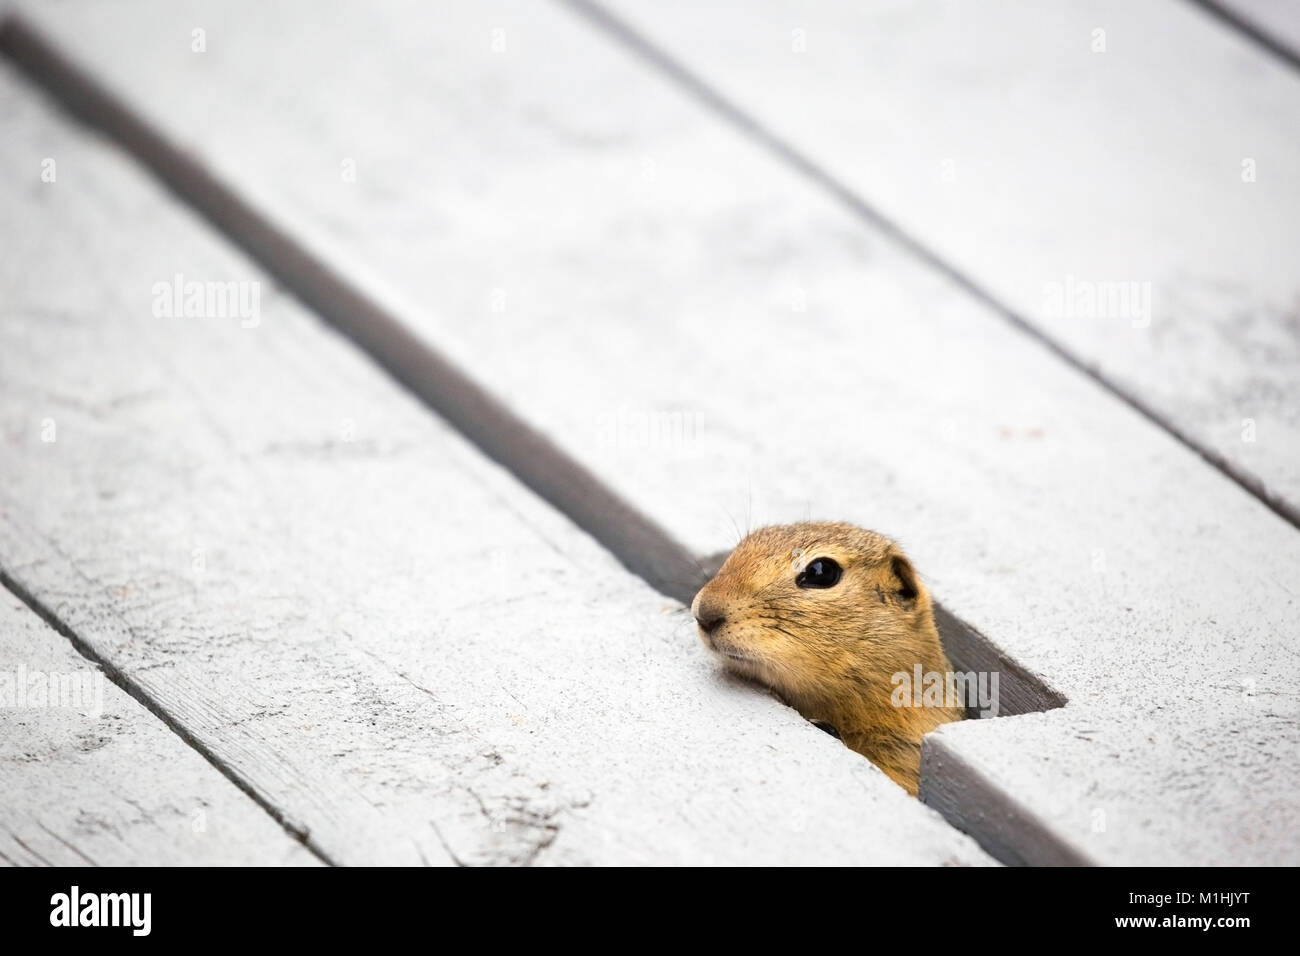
0,0,1296,865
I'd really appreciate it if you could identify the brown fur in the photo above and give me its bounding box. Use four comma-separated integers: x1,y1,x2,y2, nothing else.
691,522,963,795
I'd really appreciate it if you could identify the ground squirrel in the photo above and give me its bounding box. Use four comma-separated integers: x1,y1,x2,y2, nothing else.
691,522,964,795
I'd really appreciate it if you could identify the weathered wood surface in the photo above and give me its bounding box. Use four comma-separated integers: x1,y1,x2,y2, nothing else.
589,0,1300,524
922,698,1300,867
0,589,320,866
0,62,991,866
14,0,1299,864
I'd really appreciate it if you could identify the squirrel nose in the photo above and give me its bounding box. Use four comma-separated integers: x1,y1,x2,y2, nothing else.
698,613,726,635
692,592,727,635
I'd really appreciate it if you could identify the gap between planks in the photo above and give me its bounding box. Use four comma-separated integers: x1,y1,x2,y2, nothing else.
1188,0,1300,74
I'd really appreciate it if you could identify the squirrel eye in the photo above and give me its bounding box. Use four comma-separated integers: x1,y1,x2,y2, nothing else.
796,557,842,589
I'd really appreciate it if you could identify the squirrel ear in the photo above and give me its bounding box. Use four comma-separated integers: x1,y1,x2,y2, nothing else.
890,555,920,606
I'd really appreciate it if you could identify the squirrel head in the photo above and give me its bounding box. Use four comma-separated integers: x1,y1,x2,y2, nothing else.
691,522,960,792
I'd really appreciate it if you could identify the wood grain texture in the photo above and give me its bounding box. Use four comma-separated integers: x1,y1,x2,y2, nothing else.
13,0,1297,864
0,589,320,866
0,62,991,866
589,0,1300,524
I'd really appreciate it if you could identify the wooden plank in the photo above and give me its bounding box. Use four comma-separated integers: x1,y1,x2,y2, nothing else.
582,0,1300,525
9,0,1299,863
0,62,990,866
0,588,319,866
922,701,1300,867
